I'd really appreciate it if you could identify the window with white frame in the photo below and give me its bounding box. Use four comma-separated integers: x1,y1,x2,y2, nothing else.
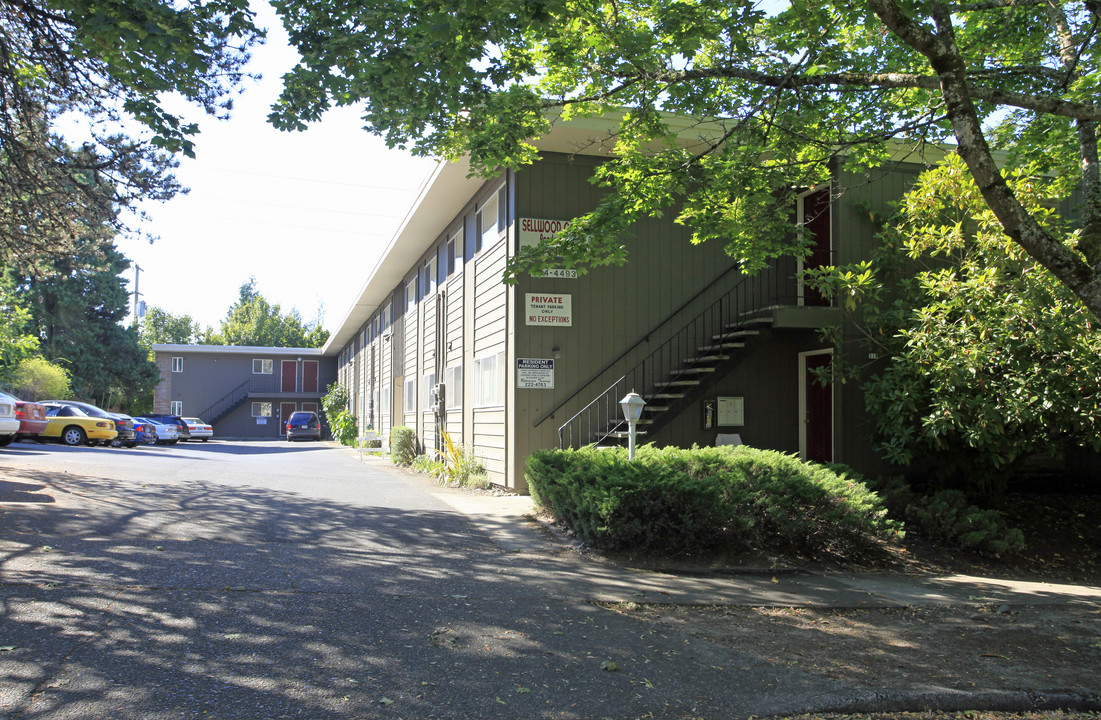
475,189,501,255
253,359,273,374
403,377,417,413
444,364,462,410
171,356,183,373
449,228,463,276
421,258,435,299
422,371,436,410
251,402,272,417
473,352,503,407
170,400,183,415
406,278,416,314
381,387,391,416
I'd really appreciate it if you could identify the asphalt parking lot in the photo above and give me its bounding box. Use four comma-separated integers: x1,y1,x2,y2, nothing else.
2,440,1099,719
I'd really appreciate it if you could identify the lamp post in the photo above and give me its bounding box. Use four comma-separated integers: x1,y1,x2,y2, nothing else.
619,391,646,460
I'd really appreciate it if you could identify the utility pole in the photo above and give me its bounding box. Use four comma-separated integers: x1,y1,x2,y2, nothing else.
133,263,144,321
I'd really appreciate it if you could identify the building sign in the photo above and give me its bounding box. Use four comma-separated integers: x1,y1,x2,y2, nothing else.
717,396,745,426
517,358,555,389
525,293,572,326
519,218,572,249
539,268,578,279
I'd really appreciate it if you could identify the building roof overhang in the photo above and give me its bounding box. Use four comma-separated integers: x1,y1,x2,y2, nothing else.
153,344,328,356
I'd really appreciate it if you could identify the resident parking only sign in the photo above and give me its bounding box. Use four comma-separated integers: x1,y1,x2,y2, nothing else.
525,293,572,326
517,358,555,389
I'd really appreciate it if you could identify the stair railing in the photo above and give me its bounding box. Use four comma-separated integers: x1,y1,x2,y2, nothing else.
196,379,250,423
556,260,800,448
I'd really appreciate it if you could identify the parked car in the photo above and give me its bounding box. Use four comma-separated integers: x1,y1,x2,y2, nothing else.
11,394,48,442
286,410,322,441
131,418,159,445
145,414,191,441
0,391,20,447
136,417,179,444
40,403,117,446
181,417,213,442
44,401,137,448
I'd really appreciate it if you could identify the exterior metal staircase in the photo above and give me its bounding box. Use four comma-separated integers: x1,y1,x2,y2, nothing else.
197,380,251,425
548,254,836,449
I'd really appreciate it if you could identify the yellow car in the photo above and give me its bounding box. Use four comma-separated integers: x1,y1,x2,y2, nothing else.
41,403,117,446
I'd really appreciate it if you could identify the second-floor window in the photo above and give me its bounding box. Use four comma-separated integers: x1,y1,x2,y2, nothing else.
171,357,183,373
253,359,273,374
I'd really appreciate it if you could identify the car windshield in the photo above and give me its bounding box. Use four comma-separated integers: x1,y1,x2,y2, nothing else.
289,412,315,423
182,418,204,424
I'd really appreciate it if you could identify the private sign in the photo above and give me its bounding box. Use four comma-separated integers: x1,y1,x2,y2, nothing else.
525,293,572,326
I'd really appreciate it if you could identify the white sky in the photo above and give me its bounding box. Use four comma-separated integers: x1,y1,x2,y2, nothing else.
117,2,436,336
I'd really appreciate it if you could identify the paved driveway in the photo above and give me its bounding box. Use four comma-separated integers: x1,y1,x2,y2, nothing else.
1,440,1097,719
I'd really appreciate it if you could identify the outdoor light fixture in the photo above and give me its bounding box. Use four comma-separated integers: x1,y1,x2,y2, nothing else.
619,391,646,460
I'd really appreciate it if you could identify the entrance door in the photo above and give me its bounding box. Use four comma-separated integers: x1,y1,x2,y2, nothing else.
303,360,319,393
281,360,297,392
799,188,832,307
801,351,833,463
279,402,297,435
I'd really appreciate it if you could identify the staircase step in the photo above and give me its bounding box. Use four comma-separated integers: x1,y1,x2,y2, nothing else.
606,430,649,439
684,355,730,363
657,380,701,387
643,405,670,413
697,343,745,352
675,367,716,374
717,329,761,338
651,393,685,399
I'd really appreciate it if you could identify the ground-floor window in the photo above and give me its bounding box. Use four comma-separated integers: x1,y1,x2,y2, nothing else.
252,402,272,417
444,364,462,410
404,377,417,413
422,371,436,410
473,352,503,407
170,400,183,415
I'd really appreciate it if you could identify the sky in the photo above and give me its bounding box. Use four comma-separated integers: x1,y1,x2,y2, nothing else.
116,2,436,338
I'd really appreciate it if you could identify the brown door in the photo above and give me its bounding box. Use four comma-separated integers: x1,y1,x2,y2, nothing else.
280,402,297,435
303,360,319,393
804,353,833,463
302,402,318,413
802,188,831,307
281,360,297,392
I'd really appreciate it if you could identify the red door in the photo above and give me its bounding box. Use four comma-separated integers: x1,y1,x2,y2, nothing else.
303,360,318,393
280,402,297,435
281,360,297,392
802,188,831,307
804,353,833,463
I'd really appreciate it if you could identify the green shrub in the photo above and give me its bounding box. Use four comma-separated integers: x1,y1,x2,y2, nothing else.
411,454,443,474
329,410,358,446
428,429,490,488
526,444,903,560
862,477,1025,557
390,426,417,466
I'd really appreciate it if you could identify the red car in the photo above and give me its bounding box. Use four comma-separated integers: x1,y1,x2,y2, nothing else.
0,391,47,445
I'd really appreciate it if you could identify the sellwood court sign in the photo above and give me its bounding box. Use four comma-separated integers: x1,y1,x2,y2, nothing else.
519,218,579,279
525,293,572,326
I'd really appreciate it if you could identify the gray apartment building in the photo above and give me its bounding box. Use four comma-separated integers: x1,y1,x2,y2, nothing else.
152,345,337,439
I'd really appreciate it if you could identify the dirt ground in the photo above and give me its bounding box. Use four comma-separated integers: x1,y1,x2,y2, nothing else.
588,492,1101,710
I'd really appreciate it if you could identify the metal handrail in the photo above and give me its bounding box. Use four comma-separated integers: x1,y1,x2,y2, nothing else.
197,379,251,422
556,258,813,448
534,261,744,429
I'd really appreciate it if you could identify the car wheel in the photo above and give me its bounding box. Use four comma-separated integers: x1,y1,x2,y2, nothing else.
0,435,14,447
201,438,208,442
62,426,87,446
126,442,138,448
170,439,178,445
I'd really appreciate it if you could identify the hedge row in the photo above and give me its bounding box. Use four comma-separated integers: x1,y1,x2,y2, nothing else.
526,444,903,560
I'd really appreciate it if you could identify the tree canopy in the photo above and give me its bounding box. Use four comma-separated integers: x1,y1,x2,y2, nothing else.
0,0,261,268
211,278,330,348
811,155,1101,495
270,0,1101,317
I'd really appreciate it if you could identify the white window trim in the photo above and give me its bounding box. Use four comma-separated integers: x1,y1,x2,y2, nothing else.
403,377,417,413
422,371,436,411
251,401,272,418
473,351,504,407
170,400,183,415
253,359,273,375
444,364,462,410
171,357,183,373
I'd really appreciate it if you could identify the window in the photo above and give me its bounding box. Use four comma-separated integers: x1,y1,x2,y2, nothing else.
421,258,435,299
253,359,273,374
475,191,499,255
171,357,183,373
473,352,503,407
444,364,462,410
448,228,463,276
404,377,417,413
251,402,272,417
422,371,436,410
381,387,391,416
406,278,416,314
170,400,183,415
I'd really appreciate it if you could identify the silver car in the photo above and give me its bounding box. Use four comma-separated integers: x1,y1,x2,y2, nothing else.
136,417,180,445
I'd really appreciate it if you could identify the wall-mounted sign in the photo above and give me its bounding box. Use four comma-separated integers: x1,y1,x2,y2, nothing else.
539,268,578,279
717,396,745,426
519,218,572,249
525,293,572,326
517,358,555,389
